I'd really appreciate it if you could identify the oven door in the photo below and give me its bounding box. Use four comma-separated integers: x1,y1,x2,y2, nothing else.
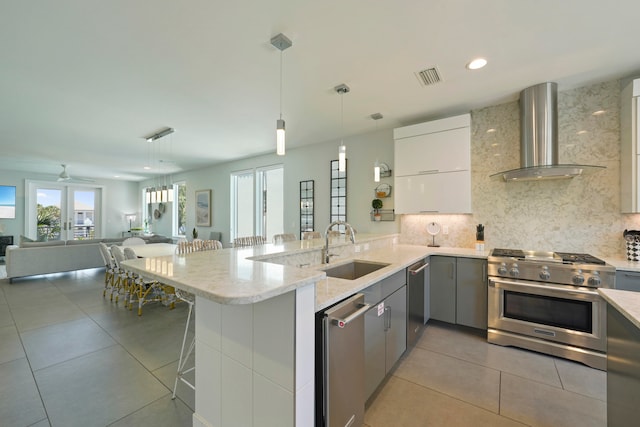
488,277,606,352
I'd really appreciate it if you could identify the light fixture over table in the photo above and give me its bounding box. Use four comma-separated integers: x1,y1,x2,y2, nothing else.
143,127,176,204
271,33,292,156
335,83,350,172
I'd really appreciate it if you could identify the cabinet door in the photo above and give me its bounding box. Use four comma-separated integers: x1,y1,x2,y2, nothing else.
395,126,470,176
364,303,386,400
456,258,488,330
616,270,640,291
385,286,407,373
430,256,456,323
394,171,471,214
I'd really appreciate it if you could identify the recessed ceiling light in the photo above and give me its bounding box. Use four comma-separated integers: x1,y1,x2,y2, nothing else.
466,58,487,70
592,110,606,116
577,130,588,135
143,166,151,170
486,128,496,133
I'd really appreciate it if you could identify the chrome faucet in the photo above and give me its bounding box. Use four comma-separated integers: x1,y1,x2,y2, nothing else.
324,220,356,264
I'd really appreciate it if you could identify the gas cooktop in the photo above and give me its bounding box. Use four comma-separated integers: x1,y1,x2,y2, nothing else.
490,248,606,266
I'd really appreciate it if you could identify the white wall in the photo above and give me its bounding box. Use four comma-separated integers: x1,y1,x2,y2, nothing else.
140,128,399,244
0,169,139,240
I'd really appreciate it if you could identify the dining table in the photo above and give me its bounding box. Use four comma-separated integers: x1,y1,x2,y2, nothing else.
122,242,177,258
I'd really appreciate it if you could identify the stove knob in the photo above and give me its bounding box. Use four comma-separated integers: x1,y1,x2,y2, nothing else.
572,274,585,285
588,275,601,287
498,263,508,275
539,267,551,281
509,264,519,277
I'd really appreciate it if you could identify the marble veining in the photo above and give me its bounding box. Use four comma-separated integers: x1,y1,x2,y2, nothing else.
599,288,640,329
401,78,640,258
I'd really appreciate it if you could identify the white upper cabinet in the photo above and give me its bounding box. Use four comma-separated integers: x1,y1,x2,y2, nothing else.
393,114,472,214
621,78,640,213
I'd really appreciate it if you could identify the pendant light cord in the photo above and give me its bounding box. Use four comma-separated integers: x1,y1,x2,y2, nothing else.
279,50,283,120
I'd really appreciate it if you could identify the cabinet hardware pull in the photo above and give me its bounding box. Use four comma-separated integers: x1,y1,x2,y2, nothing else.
410,263,429,275
332,303,371,328
418,170,439,175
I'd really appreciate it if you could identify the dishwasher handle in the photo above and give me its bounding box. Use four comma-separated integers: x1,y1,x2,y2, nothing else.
409,262,429,275
332,303,371,328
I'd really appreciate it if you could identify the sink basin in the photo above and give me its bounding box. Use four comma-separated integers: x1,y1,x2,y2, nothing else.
322,260,390,280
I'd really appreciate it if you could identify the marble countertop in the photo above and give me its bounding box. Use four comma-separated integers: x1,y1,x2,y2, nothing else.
122,233,489,307
599,288,640,329
602,256,640,272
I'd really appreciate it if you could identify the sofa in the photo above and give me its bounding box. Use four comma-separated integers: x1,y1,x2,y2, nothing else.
5,235,172,283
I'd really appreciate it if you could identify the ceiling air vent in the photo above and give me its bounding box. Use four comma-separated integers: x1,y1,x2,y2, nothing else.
416,67,442,86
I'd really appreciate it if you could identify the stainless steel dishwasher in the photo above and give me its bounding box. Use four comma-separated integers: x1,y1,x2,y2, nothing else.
315,293,370,427
407,259,429,347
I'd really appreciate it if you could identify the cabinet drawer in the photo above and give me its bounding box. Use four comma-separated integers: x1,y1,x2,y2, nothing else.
616,270,640,291
362,270,406,305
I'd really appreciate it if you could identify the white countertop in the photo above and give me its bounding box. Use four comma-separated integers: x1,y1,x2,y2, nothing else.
599,288,640,329
602,256,640,272
122,233,489,308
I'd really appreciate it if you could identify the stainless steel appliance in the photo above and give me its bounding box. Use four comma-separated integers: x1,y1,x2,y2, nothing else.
315,293,370,427
407,259,429,347
487,249,615,370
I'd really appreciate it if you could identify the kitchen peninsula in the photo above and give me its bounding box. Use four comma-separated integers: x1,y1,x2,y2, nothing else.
123,234,487,427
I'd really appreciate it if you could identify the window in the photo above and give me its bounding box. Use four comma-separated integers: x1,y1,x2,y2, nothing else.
231,165,283,242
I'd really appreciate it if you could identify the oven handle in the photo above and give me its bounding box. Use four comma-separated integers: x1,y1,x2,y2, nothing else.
489,278,600,298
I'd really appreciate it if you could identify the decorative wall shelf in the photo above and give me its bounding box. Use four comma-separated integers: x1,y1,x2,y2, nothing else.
370,209,395,222
374,183,392,198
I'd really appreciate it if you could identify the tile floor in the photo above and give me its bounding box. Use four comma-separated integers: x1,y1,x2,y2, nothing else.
0,268,607,427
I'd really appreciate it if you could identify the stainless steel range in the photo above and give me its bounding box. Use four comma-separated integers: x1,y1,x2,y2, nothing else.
487,249,615,370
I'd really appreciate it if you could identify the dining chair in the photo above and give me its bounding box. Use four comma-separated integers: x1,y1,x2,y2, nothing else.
233,235,266,247
109,245,130,305
272,233,296,244
99,242,117,299
123,237,146,246
172,239,223,400
302,231,321,240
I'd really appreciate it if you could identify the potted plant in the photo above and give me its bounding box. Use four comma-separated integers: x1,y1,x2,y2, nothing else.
192,227,198,239
372,198,383,221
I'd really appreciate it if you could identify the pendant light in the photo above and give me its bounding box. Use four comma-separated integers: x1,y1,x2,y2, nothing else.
371,113,384,181
335,84,350,172
271,33,292,156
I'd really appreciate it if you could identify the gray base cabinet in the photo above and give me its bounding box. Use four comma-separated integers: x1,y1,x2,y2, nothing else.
364,283,407,400
607,303,640,426
430,256,487,329
430,256,456,323
616,270,640,291
456,257,488,329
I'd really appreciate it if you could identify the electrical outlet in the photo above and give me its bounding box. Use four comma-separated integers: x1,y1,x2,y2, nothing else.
443,225,449,235
355,245,361,253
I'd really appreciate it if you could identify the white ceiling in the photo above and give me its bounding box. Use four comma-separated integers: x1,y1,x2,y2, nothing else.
2,0,640,181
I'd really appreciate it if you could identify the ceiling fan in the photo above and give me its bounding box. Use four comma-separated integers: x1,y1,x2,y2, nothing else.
57,164,95,183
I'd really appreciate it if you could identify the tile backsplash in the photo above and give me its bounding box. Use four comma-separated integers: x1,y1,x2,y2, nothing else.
400,79,640,258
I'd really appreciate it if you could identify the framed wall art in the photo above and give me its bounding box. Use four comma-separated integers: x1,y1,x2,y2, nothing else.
195,189,212,227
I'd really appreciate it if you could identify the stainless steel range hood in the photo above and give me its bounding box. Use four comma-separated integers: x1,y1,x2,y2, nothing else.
490,82,605,181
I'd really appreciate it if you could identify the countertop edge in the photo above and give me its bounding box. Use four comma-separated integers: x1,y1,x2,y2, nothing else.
599,288,640,329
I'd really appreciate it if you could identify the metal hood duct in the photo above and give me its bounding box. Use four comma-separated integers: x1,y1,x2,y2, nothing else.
491,82,604,181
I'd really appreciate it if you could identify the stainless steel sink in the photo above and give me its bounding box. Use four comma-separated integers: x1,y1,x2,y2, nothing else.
322,260,390,280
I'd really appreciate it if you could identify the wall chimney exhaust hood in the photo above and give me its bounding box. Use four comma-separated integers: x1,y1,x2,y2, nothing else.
490,82,604,181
